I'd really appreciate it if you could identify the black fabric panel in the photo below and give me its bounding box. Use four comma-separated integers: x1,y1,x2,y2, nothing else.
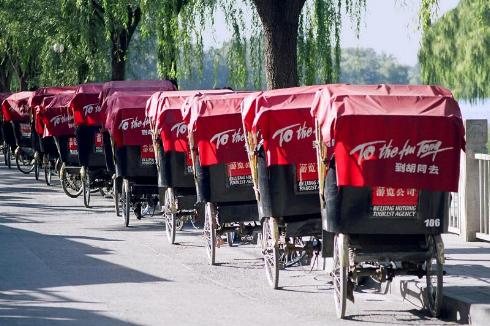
256,153,321,218
214,201,259,223
155,139,168,188
33,131,41,152
1,122,16,148
12,121,33,148
103,131,115,174
40,137,59,159
54,136,80,165
324,158,450,235
195,163,256,203
163,151,194,188
75,125,107,168
114,145,157,179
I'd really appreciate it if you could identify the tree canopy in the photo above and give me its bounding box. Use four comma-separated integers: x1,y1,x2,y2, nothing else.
420,0,489,102
0,0,441,92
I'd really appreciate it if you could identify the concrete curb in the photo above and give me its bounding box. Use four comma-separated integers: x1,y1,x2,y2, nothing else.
385,278,490,325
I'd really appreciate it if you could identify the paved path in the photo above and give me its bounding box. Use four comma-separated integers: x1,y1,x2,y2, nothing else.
0,161,459,325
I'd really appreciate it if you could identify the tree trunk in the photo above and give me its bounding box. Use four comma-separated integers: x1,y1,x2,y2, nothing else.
110,6,141,81
0,59,12,92
19,76,28,91
111,36,127,81
253,0,306,89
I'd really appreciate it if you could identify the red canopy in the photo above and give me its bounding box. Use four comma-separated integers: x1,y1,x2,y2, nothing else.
310,84,465,192
146,90,199,140
1,91,35,122
40,93,76,138
99,80,176,106
99,80,176,128
28,86,77,109
104,91,155,148
187,93,249,166
34,96,55,136
153,90,233,153
0,93,10,121
242,86,325,167
69,83,104,127
145,92,163,135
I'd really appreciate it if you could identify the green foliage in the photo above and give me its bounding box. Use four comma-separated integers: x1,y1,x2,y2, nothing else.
420,0,489,102
0,0,442,91
175,45,416,90
340,48,416,84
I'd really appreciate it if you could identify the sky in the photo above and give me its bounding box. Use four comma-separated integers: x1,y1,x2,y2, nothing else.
206,0,460,66
340,0,460,66
205,0,488,115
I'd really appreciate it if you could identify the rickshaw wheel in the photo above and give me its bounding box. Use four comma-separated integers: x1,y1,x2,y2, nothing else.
34,160,39,181
333,233,348,319
15,150,34,174
60,165,83,198
82,173,91,208
227,231,234,247
164,188,177,244
44,160,52,186
2,144,8,167
5,146,11,169
263,217,279,289
426,234,443,318
175,218,184,231
113,178,121,217
122,179,131,227
204,202,217,265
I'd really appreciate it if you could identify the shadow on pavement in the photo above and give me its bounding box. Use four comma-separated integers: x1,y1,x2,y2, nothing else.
0,224,168,325
0,304,135,326
344,309,443,325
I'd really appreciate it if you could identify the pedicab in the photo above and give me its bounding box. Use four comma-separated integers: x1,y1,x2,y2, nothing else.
77,80,176,210
104,91,160,226
28,87,77,180
310,84,465,318
148,90,231,244
184,92,260,264
0,93,14,167
35,96,61,185
1,91,36,174
242,86,325,289
41,92,82,197
68,83,110,208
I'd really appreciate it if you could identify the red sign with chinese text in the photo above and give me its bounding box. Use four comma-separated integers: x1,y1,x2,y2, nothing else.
140,144,155,165
371,187,418,206
226,161,253,186
296,162,319,192
69,137,78,155
20,123,31,138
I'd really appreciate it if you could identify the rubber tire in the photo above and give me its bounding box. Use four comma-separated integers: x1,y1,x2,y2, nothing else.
175,218,184,231
83,173,91,208
333,233,348,319
263,217,279,289
204,202,217,265
3,144,11,168
44,161,52,186
122,179,131,227
60,167,83,198
2,145,6,166
227,231,234,247
114,178,121,217
15,150,34,174
6,147,11,169
426,234,444,318
34,160,39,180
164,188,177,244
